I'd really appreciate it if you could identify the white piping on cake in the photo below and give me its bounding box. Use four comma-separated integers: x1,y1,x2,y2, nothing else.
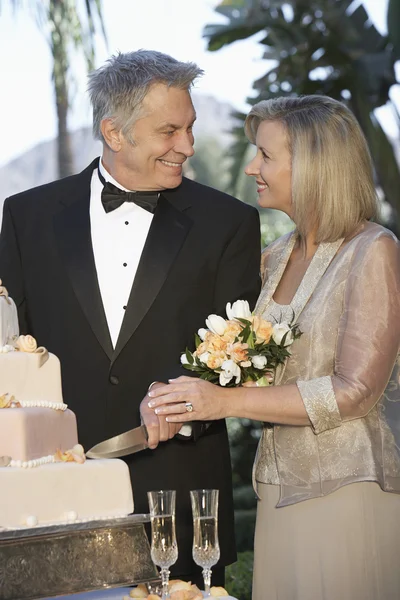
9,455,56,468
16,401,68,411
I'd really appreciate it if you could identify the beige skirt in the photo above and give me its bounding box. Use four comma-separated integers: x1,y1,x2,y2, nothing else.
252,481,400,600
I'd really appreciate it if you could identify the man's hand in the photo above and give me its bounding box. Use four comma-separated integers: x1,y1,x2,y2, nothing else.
140,383,182,449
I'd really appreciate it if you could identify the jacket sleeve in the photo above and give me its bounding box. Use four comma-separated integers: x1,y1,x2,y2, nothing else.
297,232,400,434
213,207,262,314
0,199,29,334
191,206,262,441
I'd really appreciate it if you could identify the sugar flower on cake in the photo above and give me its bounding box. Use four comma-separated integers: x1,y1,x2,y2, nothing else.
54,444,86,464
0,393,21,409
181,299,302,387
0,344,16,353
15,335,38,353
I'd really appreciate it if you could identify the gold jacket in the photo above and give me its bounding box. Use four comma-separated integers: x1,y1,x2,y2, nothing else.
254,222,400,507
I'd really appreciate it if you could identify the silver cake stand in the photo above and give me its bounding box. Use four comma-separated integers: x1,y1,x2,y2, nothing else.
0,514,159,600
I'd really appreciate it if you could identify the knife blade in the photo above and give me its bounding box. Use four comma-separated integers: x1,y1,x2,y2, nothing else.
86,424,149,459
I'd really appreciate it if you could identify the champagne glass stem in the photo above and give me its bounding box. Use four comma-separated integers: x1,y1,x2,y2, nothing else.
202,567,212,597
160,567,170,599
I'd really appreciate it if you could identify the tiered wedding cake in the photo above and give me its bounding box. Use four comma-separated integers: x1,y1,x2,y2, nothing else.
0,281,134,530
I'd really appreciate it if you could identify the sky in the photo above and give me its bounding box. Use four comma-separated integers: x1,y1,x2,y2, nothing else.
0,0,397,167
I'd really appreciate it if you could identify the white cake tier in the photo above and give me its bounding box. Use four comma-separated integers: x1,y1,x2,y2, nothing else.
0,350,64,404
0,407,78,461
0,294,19,346
0,459,134,529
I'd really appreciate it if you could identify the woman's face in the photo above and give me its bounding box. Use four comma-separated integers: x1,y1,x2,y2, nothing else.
245,120,292,216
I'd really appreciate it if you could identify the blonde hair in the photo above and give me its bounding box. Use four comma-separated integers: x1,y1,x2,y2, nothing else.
244,95,378,243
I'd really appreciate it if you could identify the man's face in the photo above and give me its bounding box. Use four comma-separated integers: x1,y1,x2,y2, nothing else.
116,83,196,191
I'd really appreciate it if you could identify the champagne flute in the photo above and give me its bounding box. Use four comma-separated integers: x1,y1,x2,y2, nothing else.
190,489,220,597
147,490,178,600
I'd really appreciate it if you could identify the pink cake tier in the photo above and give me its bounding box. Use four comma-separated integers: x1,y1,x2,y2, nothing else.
0,406,78,463
0,285,134,531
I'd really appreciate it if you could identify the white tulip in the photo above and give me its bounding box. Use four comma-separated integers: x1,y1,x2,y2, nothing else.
180,353,190,365
205,314,228,336
272,323,294,347
198,328,208,341
226,300,252,321
198,352,211,364
251,355,267,369
219,359,241,386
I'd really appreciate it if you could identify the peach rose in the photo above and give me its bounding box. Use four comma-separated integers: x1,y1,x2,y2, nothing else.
227,342,249,363
207,351,227,369
205,332,228,352
252,316,273,344
194,341,209,357
222,320,243,343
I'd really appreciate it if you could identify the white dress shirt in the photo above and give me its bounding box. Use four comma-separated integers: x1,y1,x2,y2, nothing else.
90,160,154,348
90,160,191,436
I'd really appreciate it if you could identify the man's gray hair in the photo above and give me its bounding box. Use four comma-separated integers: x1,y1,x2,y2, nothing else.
88,49,204,142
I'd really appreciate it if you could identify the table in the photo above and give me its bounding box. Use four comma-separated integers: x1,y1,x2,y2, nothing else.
42,588,237,599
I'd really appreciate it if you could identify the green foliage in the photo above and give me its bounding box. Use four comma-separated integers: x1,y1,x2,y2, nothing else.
388,0,400,61
2,0,107,178
203,0,400,232
260,209,294,248
227,417,261,488
233,484,258,510
226,551,254,600
187,136,231,192
234,509,257,553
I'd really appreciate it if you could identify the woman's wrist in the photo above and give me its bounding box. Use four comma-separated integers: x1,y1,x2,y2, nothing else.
220,385,243,419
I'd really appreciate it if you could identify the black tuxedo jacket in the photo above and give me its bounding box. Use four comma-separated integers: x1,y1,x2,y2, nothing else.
0,158,261,574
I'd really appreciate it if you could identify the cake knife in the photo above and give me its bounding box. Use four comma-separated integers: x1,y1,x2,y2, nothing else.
86,425,149,459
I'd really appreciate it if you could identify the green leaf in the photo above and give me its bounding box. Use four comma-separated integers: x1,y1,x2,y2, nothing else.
185,348,194,365
202,0,400,232
388,0,400,60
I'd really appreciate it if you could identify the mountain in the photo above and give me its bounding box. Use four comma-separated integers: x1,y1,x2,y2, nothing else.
0,94,238,203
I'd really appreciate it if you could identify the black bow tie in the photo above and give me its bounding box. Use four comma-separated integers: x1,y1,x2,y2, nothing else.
98,169,159,214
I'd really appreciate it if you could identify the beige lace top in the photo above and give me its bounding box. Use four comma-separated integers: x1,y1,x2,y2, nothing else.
253,222,400,507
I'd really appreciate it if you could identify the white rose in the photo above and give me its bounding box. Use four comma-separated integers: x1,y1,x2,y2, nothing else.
180,353,190,365
198,328,208,341
16,335,38,353
205,315,228,336
251,355,267,369
272,323,294,347
198,352,211,364
219,359,241,386
226,300,252,321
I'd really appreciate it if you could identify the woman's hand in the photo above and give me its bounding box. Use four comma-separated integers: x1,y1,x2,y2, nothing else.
147,376,227,422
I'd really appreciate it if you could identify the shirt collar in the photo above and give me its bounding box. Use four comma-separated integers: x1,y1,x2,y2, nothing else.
99,157,131,192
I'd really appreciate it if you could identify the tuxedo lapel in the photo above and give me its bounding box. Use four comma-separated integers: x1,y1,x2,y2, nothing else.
112,192,192,364
53,162,114,360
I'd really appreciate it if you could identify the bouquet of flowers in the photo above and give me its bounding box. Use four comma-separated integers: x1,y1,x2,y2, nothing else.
181,300,302,387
